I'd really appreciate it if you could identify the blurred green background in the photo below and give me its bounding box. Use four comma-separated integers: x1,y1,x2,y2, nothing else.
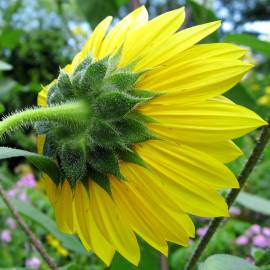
0,0,270,269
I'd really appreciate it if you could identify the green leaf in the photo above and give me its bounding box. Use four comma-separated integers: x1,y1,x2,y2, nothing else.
0,60,12,71
257,249,270,266
187,0,219,42
60,143,87,188
0,198,85,254
88,148,122,179
236,191,270,216
0,102,5,113
0,28,23,49
224,34,270,58
114,118,157,144
199,254,259,270
89,169,112,195
80,58,108,92
47,84,65,105
0,147,61,184
225,84,257,111
90,118,122,149
95,92,147,120
108,72,142,91
58,70,73,97
118,149,146,168
109,241,160,270
251,247,265,263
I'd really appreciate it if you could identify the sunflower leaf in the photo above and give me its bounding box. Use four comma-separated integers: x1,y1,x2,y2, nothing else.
88,148,123,180
58,70,73,97
94,91,148,120
60,143,87,188
108,71,142,91
0,147,61,184
114,118,157,144
90,118,123,149
80,58,108,92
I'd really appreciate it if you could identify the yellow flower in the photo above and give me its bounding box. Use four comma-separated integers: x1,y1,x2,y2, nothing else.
57,247,69,257
258,95,270,106
265,86,270,95
46,234,69,257
37,6,266,266
46,234,60,248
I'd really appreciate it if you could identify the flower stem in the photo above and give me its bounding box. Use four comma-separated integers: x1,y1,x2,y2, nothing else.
160,254,169,270
0,101,90,138
184,118,270,270
0,182,58,270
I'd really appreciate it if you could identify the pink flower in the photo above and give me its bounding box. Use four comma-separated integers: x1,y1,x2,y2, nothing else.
250,224,261,234
5,217,16,230
196,226,208,237
229,207,241,216
25,256,41,269
17,173,36,188
262,227,270,237
18,191,28,202
7,188,17,198
0,230,12,243
252,235,269,249
236,235,249,246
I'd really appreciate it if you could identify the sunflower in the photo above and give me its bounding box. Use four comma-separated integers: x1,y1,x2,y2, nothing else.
37,6,266,266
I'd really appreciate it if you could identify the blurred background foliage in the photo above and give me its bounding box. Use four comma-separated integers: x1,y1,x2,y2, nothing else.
0,0,269,269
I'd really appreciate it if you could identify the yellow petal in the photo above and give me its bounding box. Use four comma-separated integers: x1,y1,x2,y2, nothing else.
111,179,169,255
54,181,74,233
136,140,238,189
37,135,46,154
90,181,140,266
74,182,115,265
188,140,243,163
164,43,248,68
135,21,221,70
122,164,195,236
111,170,192,248
119,8,185,67
135,141,230,217
138,59,252,104
142,100,266,142
99,6,148,58
43,175,58,205
80,16,112,61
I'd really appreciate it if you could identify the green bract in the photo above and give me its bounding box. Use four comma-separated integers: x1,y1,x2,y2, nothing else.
38,54,158,192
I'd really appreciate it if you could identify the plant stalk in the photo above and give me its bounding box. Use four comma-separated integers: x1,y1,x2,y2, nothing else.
184,118,270,270
0,182,59,270
0,101,89,138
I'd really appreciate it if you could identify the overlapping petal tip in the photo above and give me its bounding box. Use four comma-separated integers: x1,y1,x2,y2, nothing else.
188,140,243,163
138,59,253,104
142,100,267,143
119,7,186,67
89,181,140,266
134,20,222,71
135,141,231,217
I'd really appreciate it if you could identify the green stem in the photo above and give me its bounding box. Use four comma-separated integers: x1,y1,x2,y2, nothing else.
0,101,90,138
184,118,270,270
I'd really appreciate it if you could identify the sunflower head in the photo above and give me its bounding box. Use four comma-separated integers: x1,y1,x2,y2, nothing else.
35,5,267,266
37,51,159,191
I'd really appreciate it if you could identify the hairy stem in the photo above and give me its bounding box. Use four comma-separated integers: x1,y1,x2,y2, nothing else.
184,118,270,270
0,182,58,270
0,101,89,138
